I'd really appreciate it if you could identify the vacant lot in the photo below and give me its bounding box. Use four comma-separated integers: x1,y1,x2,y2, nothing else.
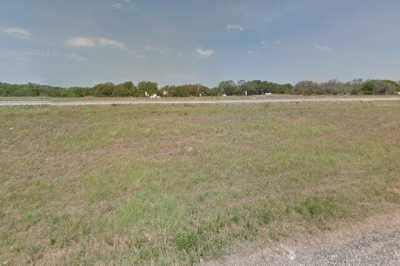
1,102,400,265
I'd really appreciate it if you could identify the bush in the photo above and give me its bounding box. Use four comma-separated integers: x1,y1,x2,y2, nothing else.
112,82,135,97
362,80,399,95
293,81,321,95
94,83,115,97
137,81,158,96
162,84,211,97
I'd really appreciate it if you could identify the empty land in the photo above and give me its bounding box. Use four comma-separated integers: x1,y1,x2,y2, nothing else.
1,101,400,265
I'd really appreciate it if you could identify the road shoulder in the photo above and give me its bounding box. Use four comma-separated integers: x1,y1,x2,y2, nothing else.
203,211,400,265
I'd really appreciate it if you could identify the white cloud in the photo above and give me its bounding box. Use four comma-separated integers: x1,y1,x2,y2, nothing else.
66,37,96,47
227,24,244,32
1,27,32,39
112,0,131,10
247,50,255,56
97,37,125,49
315,44,333,52
196,48,215,57
66,37,126,49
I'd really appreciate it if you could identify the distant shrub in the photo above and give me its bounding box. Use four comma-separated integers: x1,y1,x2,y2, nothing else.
292,79,397,95
137,81,158,97
112,82,135,97
163,84,211,97
362,80,399,95
94,83,115,97
293,81,320,95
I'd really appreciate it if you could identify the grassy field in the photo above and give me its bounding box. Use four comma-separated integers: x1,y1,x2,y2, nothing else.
1,102,400,265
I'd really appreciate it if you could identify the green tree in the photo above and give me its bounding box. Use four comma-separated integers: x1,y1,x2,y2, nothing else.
137,81,158,96
112,81,135,97
218,81,237,96
293,81,320,95
362,80,399,95
94,83,115,97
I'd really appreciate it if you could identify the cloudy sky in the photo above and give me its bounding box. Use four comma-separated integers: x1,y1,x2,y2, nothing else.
0,0,399,87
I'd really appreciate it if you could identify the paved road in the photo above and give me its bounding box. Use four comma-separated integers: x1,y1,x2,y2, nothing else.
284,230,400,266
205,230,400,266
1,96,400,107
204,213,400,266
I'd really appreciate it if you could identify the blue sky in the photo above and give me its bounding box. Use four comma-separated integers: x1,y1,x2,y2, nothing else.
0,0,399,87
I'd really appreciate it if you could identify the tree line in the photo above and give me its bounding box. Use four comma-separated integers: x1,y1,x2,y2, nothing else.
1,79,399,97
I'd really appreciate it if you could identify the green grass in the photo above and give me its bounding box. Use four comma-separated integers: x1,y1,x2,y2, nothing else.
1,102,400,265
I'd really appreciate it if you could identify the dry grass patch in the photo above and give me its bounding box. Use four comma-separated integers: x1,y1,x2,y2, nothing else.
1,102,400,265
